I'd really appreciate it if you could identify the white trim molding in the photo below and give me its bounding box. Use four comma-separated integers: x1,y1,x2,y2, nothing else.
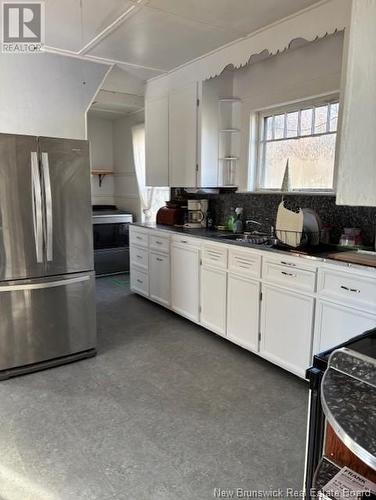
146,0,352,97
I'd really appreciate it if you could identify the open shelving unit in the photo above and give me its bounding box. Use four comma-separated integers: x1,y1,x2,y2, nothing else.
218,97,241,186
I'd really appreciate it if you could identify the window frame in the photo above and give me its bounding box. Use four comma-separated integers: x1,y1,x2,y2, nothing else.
255,95,340,194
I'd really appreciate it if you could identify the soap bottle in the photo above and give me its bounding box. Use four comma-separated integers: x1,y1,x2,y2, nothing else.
226,208,235,232
233,207,243,234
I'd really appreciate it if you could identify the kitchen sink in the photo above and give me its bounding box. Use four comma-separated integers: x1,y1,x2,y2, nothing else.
213,232,272,245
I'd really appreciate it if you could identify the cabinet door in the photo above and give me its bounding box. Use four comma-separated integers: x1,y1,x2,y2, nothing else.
227,274,260,353
149,251,170,307
314,300,376,354
145,96,169,186
171,244,200,322
260,285,314,378
169,83,198,187
200,266,227,336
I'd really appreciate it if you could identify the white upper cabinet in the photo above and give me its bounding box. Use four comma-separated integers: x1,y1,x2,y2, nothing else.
145,95,169,186
336,0,376,206
169,82,198,187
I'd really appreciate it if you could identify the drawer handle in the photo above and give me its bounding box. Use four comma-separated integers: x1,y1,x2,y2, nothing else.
155,240,162,245
156,257,163,262
281,271,296,277
281,261,296,267
341,285,360,293
136,255,142,259
238,265,249,269
136,279,143,284
136,236,142,240
181,240,188,244
236,259,252,265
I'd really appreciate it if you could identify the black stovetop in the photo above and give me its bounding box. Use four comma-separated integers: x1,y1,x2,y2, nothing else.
312,328,376,372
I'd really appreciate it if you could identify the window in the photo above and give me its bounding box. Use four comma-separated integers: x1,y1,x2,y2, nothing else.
256,99,339,191
131,124,169,222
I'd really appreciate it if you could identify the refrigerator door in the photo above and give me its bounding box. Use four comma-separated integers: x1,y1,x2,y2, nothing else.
0,133,45,281
38,137,94,276
0,272,96,372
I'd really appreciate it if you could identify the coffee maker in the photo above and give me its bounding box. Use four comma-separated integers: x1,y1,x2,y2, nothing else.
185,200,208,228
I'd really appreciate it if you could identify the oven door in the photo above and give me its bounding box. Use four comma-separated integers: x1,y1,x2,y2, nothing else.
93,222,130,250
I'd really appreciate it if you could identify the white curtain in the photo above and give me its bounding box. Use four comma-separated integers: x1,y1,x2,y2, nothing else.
132,124,154,222
132,124,169,222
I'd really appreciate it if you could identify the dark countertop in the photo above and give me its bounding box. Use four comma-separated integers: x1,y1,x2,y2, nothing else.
132,223,376,272
321,348,376,471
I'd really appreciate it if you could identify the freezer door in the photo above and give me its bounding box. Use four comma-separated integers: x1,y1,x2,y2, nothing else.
0,133,46,280
39,137,94,276
0,272,96,371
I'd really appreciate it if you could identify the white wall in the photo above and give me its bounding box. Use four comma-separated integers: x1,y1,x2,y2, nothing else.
87,115,115,205
0,52,109,139
113,110,145,220
233,31,344,190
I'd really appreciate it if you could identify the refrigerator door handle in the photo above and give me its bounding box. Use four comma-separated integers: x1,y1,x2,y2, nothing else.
41,152,53,261
31,152,43,263
0,275,90,292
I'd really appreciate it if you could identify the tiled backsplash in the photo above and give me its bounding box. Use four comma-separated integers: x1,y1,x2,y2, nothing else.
171,190,376,247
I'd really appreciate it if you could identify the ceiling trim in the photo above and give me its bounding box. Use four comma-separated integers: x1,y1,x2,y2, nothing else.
146,0,350,96
78,0,146,55
43,45,166,74
147,0,346,83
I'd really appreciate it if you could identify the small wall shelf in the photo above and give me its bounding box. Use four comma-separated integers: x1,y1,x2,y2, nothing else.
219,97,241,102
91,170,114,187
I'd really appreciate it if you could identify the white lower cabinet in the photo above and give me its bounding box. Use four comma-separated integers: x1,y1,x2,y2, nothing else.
130,266,149,297
171,243,200,322
260,284,314,378
227,274,260,353
314,300,376,353
200,266,227,336
149,251,170,307
130,226,376,379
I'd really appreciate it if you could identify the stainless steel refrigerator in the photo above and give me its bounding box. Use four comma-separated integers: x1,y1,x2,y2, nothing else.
0,133,96,379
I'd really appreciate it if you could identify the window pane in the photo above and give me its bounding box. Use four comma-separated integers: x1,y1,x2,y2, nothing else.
274,114,285,139
300,108,313,136
265,116,273,140
314,105,329,134
261,134,336,190
286,111,298,138
329,103,339,132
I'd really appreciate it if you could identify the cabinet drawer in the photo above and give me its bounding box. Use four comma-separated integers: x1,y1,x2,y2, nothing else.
130,267,149,297
318,267,376,312
130,246,149,271
229,248,261,278
202,244,227,269
150,234,170,254
262,261,316,293
130,230,148,248
171,235,200,248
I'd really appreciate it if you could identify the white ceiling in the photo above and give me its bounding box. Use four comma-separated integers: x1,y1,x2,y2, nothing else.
45,0,322,79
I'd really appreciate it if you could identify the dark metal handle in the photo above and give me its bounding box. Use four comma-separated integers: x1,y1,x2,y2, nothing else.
341,285,360,293
281,261,296,267
282,271,296,277
137,279,143,284
155,240,162,245
156,257,163,262
136,236,142,240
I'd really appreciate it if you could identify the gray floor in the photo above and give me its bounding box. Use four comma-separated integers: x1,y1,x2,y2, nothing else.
0,275,308,500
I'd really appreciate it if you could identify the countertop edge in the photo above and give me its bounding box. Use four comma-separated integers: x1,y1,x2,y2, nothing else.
131,223,376,273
